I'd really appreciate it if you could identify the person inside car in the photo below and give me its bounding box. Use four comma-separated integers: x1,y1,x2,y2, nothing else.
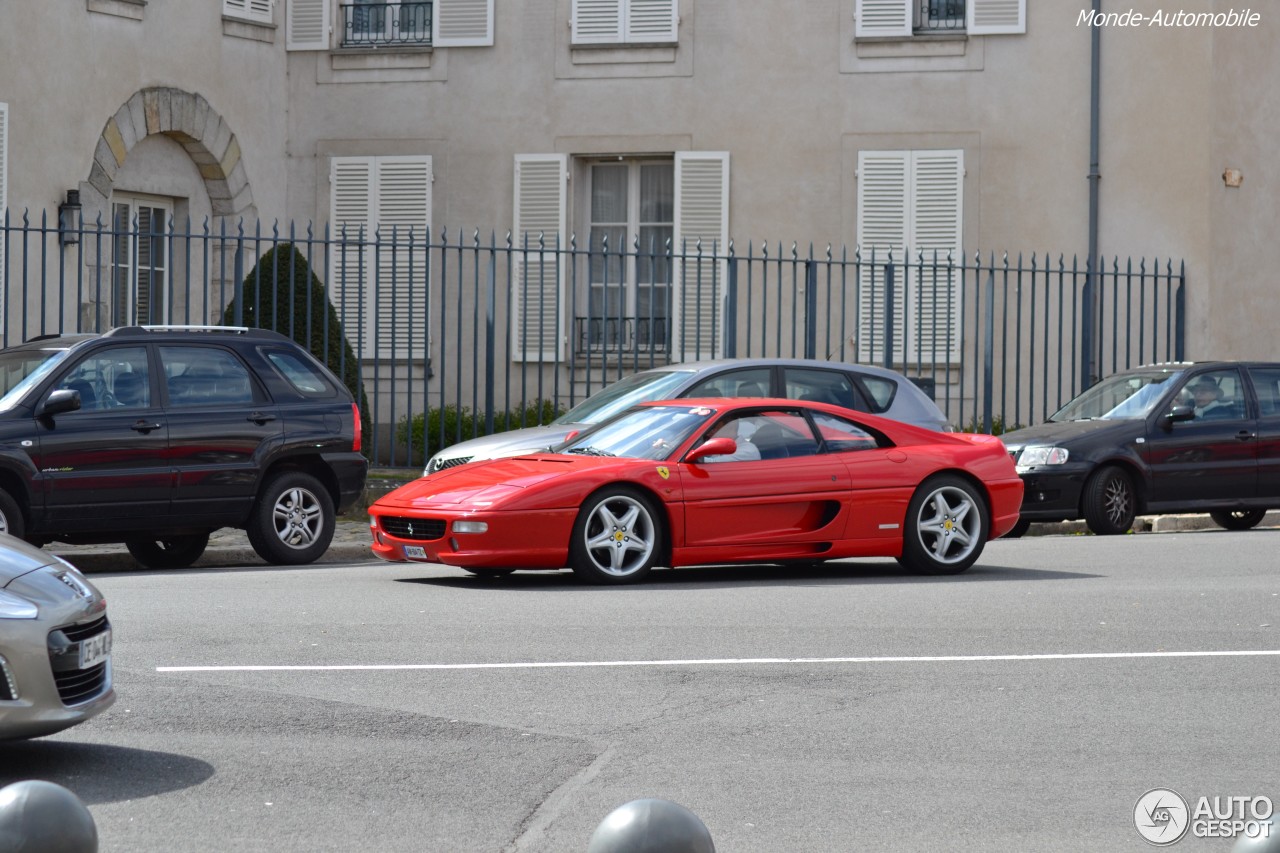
700,416,762,463
1189,376,1231,419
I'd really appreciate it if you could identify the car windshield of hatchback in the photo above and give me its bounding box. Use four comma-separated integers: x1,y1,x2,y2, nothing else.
552,369,695,426
1049,370,1183,421
560,404,716,460
0,348,70,412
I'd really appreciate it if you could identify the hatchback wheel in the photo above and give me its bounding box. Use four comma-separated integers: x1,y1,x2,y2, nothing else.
1210,509,1267,531
247,471,335,565
1082,465,1136,535
126,534,210,569
900,475,989,575
569,487,663,584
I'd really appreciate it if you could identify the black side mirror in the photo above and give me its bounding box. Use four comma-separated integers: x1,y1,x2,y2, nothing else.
37,388,81,418
1161,403,1195,430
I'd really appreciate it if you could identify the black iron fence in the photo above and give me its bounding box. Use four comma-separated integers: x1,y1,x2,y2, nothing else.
340,1,433,47
1,210,1185,466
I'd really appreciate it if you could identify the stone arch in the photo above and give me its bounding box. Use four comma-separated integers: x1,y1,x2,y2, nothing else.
80,87,255,220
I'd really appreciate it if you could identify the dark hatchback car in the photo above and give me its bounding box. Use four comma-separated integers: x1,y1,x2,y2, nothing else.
1000,361,1280,535
0,326,368,567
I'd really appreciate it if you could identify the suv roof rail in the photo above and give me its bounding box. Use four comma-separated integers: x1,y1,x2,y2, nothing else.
106,324,257,337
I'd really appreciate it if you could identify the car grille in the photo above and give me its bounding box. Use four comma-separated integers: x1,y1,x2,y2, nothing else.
51,615,111,706
381,516,446,541
429,455,473,473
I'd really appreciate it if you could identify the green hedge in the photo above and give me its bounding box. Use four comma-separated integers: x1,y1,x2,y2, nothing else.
221,243,372,447
397,400,565,465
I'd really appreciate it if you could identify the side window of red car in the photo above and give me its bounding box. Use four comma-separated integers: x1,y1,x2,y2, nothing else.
810,411,883,453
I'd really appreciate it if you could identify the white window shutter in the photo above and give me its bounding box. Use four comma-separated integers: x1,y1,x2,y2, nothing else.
856,151,909,363
512,155,567,362
372,157,432,359
287,0,329,50
225,0,273,24
329,157,374,359
626,0,677,42
434,0,494,47
967,0,1025,34
855,0,911,38
572,0,623,44
908,150,963,362
673,151,729,361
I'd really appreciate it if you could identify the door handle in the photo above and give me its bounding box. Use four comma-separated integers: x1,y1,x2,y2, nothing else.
1235,430,1255,441
131,421,163,433
248,412,277,425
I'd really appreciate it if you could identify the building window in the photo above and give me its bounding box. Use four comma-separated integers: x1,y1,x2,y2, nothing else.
223,0,273,25
111,196,171,326
856,150,963,364
572,0,678,45
341,1,433,46
855,0,1024,38
582,160,674,353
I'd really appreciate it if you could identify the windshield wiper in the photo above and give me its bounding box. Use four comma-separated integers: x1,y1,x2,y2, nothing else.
566,446,616,457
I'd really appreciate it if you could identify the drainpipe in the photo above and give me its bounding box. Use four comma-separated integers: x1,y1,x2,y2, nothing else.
1084,0,1102,388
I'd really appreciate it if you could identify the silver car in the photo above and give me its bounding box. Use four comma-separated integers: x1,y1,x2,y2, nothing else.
426,358,950,474
1,535,114,740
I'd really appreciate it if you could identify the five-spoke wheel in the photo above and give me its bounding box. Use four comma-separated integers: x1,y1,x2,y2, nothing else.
247,471,336,565
569,487,663,584
900,475,989,575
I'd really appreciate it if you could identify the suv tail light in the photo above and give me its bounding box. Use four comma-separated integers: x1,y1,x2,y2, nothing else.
352,402,363,453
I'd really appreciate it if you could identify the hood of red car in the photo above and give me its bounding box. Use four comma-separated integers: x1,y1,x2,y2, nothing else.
375,454,604,508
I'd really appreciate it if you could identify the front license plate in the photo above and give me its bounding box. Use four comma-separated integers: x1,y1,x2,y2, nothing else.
79,630,112,669
403,545,427,559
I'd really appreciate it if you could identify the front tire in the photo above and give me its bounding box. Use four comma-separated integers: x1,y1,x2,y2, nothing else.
0,490,25,539
1210,509,1266,531
569,487,663,584
1082,465,1136,535
900,475,989,575
126,534,210,569
247,471,336,565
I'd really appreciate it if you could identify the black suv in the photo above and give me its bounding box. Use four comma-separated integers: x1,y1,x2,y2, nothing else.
0,326,368,568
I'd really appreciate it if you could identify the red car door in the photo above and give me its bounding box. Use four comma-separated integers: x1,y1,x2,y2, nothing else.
679,410,851,548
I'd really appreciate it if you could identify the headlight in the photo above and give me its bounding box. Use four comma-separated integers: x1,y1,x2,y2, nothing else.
0,589,38,620
1017,445,1070,471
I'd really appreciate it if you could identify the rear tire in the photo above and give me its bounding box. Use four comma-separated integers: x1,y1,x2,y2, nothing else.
900,475,989,575
569,487,663,584
1082,465,1136,535
247,471,336,565
1002,518,1032,539
126,534,210,569
1210,509,1266,531
0,490,25,539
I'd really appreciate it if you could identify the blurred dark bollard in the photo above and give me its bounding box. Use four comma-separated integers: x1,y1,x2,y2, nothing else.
1233,818,1280,853
0,781,98,853
587,798,714,853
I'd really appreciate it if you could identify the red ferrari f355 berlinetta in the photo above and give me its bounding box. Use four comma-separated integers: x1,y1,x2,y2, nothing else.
369,399,1023,584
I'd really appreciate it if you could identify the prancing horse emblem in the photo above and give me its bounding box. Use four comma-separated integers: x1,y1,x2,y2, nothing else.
657,467,670,480
406,522,415,536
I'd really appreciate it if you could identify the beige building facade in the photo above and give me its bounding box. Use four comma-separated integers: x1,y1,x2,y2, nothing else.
1,0,1277,432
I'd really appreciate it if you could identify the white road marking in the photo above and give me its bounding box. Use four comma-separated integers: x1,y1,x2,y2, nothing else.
157,648,1280,673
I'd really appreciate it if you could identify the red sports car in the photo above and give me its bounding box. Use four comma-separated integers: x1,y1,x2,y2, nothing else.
369,399,1024,584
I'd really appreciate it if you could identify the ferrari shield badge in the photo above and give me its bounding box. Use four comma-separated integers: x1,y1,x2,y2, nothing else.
657,466,670,480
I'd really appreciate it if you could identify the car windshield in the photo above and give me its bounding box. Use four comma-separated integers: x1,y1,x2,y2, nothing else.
1049,369,1183,421
560,404,717,460
0,348,70,412
552,369,695,426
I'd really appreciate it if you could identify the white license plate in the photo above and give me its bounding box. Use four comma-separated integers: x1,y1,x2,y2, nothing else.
403,545,427,559
78,629,112,669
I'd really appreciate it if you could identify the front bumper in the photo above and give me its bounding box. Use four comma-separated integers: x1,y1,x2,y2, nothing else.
369,507,576,570
1015,464,1091,521
1,606,115,741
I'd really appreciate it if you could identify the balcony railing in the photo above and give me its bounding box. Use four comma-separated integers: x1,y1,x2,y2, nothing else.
574,316,671,356
340,2,432,47
919,0,965,30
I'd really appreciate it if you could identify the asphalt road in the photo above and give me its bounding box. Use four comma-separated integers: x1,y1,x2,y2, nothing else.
4,530,1279,852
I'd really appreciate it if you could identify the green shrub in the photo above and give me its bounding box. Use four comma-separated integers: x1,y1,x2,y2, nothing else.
222,243,371,446
952,414,1024,435
397,399,565,465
